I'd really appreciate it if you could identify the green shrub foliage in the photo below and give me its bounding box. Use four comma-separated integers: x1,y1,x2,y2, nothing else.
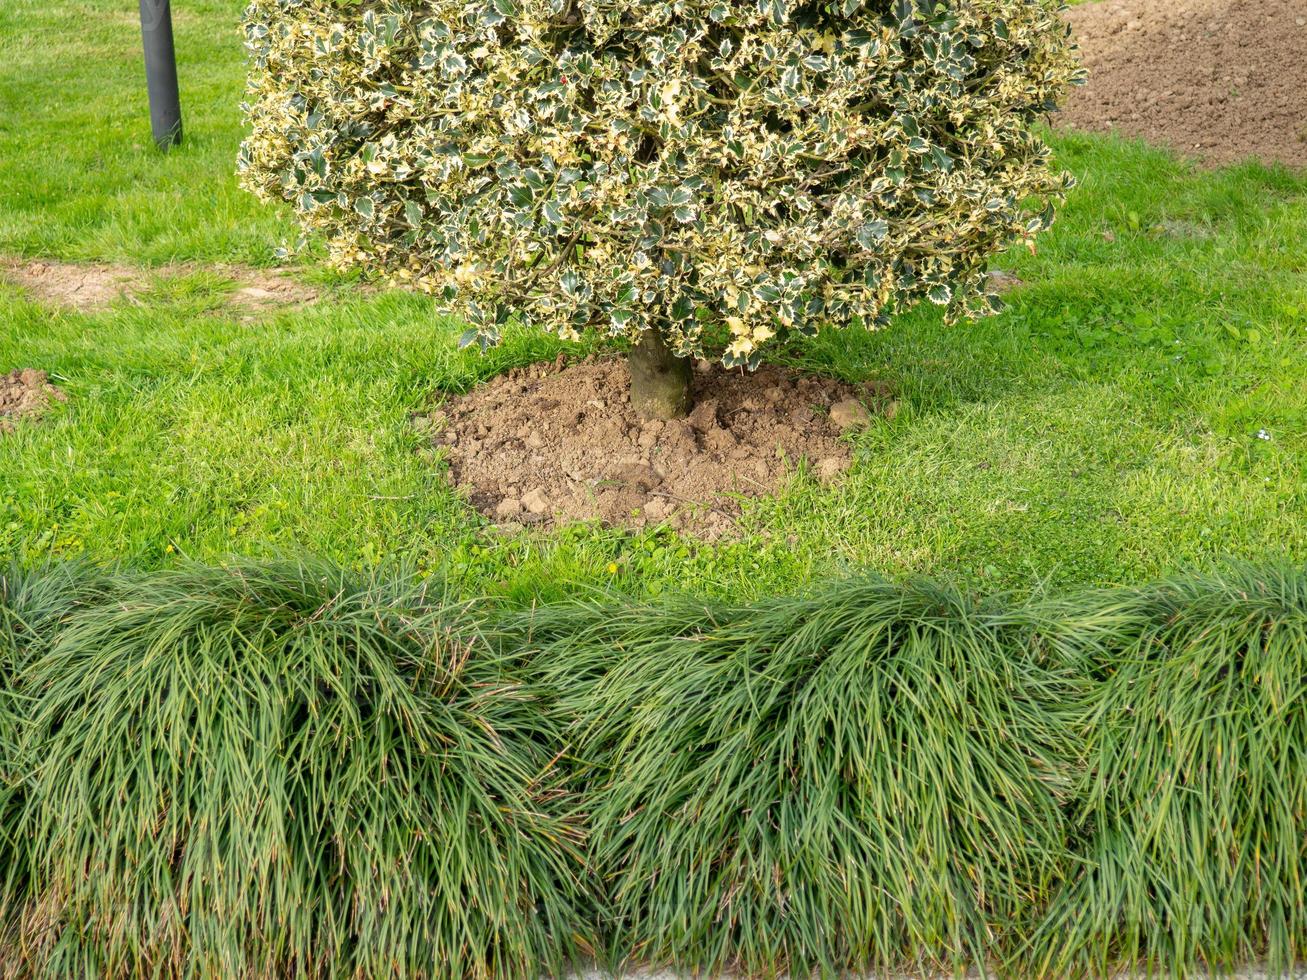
240,0,1080,364
3,562,590,978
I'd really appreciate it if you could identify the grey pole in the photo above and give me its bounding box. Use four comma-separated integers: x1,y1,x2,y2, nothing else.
139,0,182,149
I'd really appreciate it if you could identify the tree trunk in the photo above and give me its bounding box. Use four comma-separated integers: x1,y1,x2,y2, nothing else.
628,330,693,419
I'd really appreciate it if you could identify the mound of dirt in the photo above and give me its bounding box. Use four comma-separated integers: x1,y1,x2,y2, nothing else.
1060,0,1307,169
423,355,892,538
0,258,318,314
0,369,67,432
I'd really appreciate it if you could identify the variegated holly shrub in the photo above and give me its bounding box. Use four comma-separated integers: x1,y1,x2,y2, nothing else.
239,0,1081,415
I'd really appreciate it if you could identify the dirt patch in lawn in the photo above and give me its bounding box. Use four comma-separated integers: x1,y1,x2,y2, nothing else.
1,260,139,311
422,355,893,538
1060,0,1307,169
0,369,67,433
223,269,320,313
0,258,318,314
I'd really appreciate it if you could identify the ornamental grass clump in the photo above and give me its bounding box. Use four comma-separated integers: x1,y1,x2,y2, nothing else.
519,578,1086,975
240,0,1081,417
1029,565,1307,977
0,568,25,934
0,564,108,959
2,562,590,979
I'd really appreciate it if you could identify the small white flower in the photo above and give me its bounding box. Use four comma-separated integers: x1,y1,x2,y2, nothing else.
1256,428,1272,441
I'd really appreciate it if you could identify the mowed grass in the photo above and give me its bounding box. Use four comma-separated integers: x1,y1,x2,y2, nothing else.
1,0,1304,600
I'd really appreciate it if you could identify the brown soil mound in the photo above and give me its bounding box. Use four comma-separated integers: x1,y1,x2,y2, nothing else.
0,258,318,314
0,369,67,432
423,355,891,538
1060,0,1307,169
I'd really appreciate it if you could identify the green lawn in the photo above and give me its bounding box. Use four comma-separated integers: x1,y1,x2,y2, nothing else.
1,0,1304,602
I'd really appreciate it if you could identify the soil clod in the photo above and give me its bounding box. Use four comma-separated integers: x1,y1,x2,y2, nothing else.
1,369,67,432
830,398,872,431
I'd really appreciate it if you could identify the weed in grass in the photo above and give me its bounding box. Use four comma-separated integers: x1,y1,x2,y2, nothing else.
517,578,1089,976
3,561,593,979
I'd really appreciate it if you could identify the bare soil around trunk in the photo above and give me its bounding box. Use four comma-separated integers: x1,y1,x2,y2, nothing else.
421,355,894,538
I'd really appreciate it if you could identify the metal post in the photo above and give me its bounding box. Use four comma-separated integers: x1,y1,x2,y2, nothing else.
139,0,182,149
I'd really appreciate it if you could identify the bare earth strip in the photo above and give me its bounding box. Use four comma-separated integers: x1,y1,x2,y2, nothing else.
1059,0,1307,169
0,257,318,314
